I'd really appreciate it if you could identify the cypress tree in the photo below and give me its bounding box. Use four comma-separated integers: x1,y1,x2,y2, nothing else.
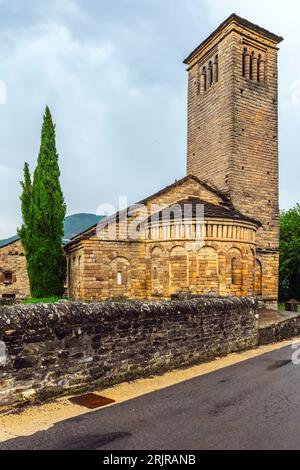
18,163,34,288
18,106,66,298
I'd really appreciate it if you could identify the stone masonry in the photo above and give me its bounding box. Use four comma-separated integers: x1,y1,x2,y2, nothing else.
0,240,30,299
185,14,283,308
66,176,261,301
0,297,258,409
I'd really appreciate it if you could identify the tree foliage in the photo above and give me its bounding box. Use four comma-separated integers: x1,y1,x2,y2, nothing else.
279,204,300,301
18,106,66,298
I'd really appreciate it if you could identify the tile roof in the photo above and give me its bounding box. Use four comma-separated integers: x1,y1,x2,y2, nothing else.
143,197,261,226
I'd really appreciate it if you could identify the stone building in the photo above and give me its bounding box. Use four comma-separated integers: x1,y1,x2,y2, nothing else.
185,14,282,309
0,14,282,307
66,176,261,301
66,14,282,307
0,239,30,299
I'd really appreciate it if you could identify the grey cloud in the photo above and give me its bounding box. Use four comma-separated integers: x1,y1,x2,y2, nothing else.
0,0,299,238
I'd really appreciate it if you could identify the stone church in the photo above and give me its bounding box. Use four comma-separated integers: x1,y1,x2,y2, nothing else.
66,14,283,309
0,14,282,309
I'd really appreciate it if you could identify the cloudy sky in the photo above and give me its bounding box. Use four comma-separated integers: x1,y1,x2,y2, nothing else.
0,0,299,239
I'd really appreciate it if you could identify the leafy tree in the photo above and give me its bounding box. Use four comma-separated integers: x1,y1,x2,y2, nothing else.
18,106,66,298
279,204,300,301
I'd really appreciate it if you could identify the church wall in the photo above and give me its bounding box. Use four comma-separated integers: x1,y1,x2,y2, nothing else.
143,177,225,208
66,220,259,301
0,240,30,300
67,238,147,301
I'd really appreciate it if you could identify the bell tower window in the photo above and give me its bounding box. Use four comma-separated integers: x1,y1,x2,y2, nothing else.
199,53,219,95
243,47,266,83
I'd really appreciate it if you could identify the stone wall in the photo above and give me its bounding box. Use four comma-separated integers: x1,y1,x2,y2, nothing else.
259,315,300,345
0,297,258,409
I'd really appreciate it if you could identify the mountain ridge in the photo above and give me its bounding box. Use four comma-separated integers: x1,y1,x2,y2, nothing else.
0,213,104,248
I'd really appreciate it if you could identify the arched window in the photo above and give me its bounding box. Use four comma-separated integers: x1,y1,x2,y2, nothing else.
110,257,131,297
249,52,254,80
3,271,13,285
251,52,258,81
213,55,219,83
208,61,213,86
227,248,243,295
242,48,251,79
151,247,165,296
255,260,263,296
242,48,247,77
200,66,207,94
258,54,265,83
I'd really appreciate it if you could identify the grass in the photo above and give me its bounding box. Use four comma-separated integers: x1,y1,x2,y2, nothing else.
21,296,65,305
278,302,300,313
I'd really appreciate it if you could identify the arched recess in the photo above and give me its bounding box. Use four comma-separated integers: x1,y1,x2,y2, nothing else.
151,247,165,296
226,248,243,295
169,246,188,295
249,249,256,294
197,246,219,295
109,257,131,298
255,259,263,296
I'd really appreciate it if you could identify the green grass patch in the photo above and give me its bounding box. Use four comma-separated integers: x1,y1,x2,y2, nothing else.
278,302,300,313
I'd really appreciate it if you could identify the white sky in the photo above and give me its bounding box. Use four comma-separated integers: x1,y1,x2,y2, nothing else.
0,0,299,238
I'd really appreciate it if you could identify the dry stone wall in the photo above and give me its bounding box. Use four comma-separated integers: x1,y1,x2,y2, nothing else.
0,297,258,409
259,315,300,345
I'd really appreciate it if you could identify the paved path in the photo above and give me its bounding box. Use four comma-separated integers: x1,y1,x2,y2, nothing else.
1,343,300,450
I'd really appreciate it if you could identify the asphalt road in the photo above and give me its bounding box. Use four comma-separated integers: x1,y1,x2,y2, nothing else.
1,344,300,450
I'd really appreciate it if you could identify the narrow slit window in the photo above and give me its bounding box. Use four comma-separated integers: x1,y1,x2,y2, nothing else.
242,48,247,77
117,272,123,286
209,61,213,86
3,271,13,285
200,66,207,94
213,55,219,83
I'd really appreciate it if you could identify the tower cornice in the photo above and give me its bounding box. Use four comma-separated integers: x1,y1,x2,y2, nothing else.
184,13,283,68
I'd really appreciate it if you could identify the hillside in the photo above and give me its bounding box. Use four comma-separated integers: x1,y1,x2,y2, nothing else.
63,213,104,240
0,213,105,248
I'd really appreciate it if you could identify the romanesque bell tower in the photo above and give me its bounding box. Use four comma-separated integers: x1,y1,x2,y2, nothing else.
184,14,283,308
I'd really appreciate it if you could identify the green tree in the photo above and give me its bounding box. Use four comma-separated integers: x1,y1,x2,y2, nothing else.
18,163,34,288
18,162,32,250
18,106,66,298
279,204,300,301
